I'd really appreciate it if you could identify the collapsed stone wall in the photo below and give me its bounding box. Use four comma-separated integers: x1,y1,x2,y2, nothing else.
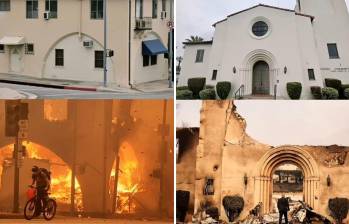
182,100,349,223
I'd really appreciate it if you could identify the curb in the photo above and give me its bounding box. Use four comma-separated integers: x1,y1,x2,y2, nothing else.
0,79,97,92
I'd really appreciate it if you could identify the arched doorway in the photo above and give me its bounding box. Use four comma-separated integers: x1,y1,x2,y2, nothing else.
271,163,304,213
254,146,319,214
252,61,270,95
0,142,83,212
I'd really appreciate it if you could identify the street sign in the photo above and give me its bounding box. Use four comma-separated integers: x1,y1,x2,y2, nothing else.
167,20,174,29
18,131,28,139
18,120,29,130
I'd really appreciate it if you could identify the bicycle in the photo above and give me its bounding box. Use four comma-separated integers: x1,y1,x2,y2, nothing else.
24,185,57,220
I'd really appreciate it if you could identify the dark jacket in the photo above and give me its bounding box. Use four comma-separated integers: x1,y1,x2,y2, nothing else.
277,197,290,212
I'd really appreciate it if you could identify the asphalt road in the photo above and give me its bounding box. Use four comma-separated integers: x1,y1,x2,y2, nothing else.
0,218,172,223
0,83,173,99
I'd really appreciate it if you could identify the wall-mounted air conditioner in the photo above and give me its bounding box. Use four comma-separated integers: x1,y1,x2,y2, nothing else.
44,11,50,20
161,11,167,19
83,40,93,48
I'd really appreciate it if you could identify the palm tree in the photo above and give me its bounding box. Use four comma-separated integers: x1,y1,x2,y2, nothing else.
185,35,204,43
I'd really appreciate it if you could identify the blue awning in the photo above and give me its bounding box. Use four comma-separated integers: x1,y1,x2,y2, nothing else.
142,39,168,56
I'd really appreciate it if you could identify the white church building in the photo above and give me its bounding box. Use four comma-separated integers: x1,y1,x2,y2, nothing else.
178,0,349,99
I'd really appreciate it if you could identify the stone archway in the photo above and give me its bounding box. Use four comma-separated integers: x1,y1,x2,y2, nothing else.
241,49,278,95
254,146,320,213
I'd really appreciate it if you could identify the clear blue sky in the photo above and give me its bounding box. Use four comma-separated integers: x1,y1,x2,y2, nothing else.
176,0,349,56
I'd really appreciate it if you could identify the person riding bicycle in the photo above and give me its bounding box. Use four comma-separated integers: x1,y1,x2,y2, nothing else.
31,166,51,216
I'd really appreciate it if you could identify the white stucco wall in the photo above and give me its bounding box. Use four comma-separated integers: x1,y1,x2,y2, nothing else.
178,44,211,86
179,1,349,99
0,0,171,86
43,33,114,83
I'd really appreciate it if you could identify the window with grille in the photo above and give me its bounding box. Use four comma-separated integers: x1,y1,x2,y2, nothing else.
45,0,57,18
0,0,10,11
152,0,158,18
308,69,315,80
327,43,339,59
26,0,38,18
91,0,103,19
95,51,104,68
55,49,64,66
212,70,218,80
151,55,157,65
195,49,204,63
25,44,34,54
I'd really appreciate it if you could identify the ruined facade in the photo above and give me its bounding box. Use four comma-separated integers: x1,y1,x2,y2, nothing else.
176,100,349,222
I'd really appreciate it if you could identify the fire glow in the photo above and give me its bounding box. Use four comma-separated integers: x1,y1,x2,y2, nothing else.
0,142,83,212
110,142,143,214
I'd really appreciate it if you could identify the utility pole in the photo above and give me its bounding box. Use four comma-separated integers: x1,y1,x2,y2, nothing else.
103,0,108,87
168,0,174,88
13,135,20,213
71,102,77,215
5,101,28,213
159,100,168,217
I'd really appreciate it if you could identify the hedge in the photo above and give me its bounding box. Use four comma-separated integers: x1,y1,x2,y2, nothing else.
176,86,189,91
344,88,349,99
287,82,302,100
188,78,206,99
216,81,232,99
205,85,215,89
325,78,342,92
199,89,216,99
310,86,322,99
177,90,193,100
322,87,339,99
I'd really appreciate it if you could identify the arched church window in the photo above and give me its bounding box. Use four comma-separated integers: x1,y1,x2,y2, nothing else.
252,21,269,37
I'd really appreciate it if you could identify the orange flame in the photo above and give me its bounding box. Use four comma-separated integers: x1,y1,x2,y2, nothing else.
110,142,143,214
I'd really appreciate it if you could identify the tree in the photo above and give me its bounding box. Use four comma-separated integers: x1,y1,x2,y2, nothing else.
185,35,204,43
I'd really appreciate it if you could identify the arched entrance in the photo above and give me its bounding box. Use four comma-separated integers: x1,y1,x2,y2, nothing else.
254,146,319,214
252,61,270,95
271,163,304,212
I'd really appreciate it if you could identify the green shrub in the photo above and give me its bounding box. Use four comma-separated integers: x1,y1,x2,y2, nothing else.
325,78,342,91
222,195,244,222
177,90,193,100
328,198,349,224
286,82,302,100
322,87,339,99
310,86,322,99
176,86,189,91
341,84,349,98
199,89,216,99
216,81,232,99
205,85,215,89
344,88,349,99
188,78,206,99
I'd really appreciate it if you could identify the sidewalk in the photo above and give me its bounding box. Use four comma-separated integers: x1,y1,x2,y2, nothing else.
0,73,173,94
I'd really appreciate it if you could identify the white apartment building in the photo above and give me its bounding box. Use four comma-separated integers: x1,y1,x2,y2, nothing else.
178,0,349,99
0,0,173,87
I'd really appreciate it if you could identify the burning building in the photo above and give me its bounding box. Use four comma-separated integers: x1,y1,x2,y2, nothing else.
0,100,174,220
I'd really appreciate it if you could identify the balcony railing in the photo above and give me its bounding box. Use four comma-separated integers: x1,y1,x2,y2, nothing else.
135,17,152,30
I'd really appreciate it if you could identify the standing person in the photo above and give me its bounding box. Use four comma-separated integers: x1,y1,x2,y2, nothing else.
277,194,290,224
